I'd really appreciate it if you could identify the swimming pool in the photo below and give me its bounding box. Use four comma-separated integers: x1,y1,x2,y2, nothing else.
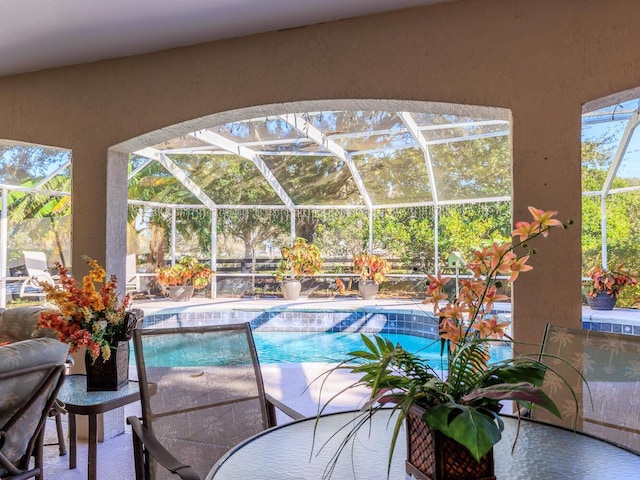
253,331,512,365
140,304,513,368
132,330,511,369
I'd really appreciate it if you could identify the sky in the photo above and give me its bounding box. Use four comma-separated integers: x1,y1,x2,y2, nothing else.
582,98,640,181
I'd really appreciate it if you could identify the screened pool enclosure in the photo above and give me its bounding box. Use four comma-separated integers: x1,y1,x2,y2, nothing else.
1,100,639,305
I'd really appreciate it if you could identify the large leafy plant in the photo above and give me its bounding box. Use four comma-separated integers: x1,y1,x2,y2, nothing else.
318,207,574,476
155,256,213,289
353,253,390,284
275,237,323,281
584,264,637,298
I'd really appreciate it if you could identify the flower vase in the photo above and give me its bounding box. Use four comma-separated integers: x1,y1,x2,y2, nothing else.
405,405,495,480
587,291,617,310
358,280,379,300
85,341,130,391
168,285,195,301
281,280,302,300
84,310,143,391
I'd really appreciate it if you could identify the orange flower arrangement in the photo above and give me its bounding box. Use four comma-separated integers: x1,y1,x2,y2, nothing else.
36,256,132,361
321,206,572,469
424,206,564,351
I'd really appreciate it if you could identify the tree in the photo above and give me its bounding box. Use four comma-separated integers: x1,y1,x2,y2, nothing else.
6,172,71,267
581,134,640,307
0,144,69,185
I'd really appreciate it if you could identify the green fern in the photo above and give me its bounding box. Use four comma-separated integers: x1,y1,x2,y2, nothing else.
447,340,490,396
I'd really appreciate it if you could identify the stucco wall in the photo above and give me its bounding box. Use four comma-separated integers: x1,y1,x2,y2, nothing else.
1,0,640,345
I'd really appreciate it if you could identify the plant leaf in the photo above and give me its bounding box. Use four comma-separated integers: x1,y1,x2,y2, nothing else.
486,361,547,386
423,404,502,461
463,383,561,418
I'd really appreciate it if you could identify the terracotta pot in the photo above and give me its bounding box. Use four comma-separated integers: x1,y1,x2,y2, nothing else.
587,291,617,310
168,285,195,301
406,405,495,480
281,280,302,300
358,280,379,300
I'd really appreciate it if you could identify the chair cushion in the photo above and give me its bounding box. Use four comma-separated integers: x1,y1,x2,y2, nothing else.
0,337,68,375
0,306,58,343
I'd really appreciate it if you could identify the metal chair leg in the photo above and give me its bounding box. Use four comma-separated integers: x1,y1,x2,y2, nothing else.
54,409,67,456
46,400,67,456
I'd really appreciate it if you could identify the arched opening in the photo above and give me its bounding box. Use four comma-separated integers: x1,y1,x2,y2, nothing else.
120,99,513,299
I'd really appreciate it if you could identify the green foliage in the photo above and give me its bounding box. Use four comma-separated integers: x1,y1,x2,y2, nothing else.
7,123,640,314
275,237,323,280
314,210,368,257
617,284,640,308
155,256,213,289
374,208,435,270
439,203,511,267
318,334,563,472
581,136,640,308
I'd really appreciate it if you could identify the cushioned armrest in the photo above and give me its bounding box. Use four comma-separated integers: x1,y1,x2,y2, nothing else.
265,393,305,421
127,416,200,480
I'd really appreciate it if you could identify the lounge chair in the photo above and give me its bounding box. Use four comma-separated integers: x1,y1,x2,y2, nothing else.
19,251,57,298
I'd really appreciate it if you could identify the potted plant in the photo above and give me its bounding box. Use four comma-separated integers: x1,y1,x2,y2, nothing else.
584,264,638,310
353,253,390,300
155,256,214,301
36,256,142,390
318,207,575,480
275,237,323,300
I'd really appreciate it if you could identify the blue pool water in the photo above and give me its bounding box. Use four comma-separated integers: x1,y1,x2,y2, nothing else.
253,331,511,365
132,331,512,368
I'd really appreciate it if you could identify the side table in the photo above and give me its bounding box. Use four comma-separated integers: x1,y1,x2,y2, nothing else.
57,374,141,480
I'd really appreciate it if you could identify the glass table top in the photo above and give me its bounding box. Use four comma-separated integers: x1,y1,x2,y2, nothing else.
208,410,640,480
57,374,140,410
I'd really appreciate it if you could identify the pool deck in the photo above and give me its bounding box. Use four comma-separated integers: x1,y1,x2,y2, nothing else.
132,296,435,315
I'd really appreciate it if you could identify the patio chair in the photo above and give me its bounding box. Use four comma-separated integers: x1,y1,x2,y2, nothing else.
531,324,640,453
19,251,57,298
126,254,141,293
0,337,68,480
127,323,304,480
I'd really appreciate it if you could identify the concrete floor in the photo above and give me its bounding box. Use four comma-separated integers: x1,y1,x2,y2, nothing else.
42,403,140,480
